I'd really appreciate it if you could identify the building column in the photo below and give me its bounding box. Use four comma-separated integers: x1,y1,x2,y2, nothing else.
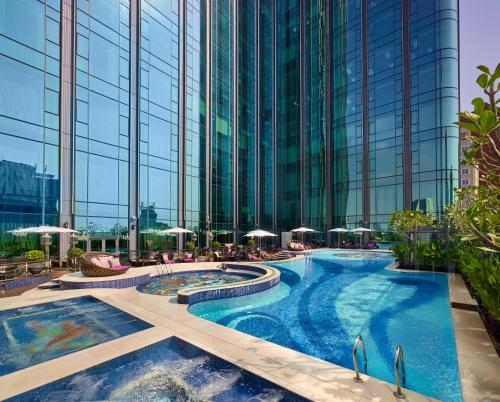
271,0,277,234
255,0,260,229
232,0,239,243
324,0,333,245
128,0,139,256
361,0,370,231
205,0,212,248
299,0,306,227
401,0,412,210
178,0,186,250
59,0,76,261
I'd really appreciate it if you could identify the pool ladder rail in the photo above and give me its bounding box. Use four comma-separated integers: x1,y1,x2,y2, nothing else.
156,260,173,278
352,335,368,382
352,337,407,399
393,345,406,398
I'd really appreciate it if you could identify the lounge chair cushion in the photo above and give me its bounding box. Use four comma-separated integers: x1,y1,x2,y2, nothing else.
91,257,108,268
184,258,194,262
98,256,113,267
109,257,121,267
109,265,129,270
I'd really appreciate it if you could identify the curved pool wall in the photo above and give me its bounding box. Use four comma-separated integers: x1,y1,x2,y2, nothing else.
135,264,281,306
136,270,257,296
177,264,280,305
189,250,462,402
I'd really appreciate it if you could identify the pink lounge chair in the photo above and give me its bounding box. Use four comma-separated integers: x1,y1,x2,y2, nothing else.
183,253,194,263
162,253,173,264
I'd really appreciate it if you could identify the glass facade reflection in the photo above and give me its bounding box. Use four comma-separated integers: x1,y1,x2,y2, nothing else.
0,0,61,253
0,0,459,255
237,0,256,237
276,0,301,232
139,0,179,247
210,0,234,235
74,0,130,242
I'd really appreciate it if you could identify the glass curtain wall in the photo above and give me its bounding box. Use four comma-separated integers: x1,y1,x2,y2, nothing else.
211,0,234,236
139,0,179,250
185,0,205,242
367,0,404,230
0,0,61,254
304,0,326,235
237,0,256,238
258,0,273,230
276,0,301,233
409,0,459,218
331,0,363,228
74,0,130,249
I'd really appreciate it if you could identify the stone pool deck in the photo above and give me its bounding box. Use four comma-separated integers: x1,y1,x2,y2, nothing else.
0,258,437,402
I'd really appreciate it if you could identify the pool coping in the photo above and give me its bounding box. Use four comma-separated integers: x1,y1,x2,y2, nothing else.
0,258,439,402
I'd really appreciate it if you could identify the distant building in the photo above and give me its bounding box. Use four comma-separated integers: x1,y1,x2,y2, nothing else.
459,127,479,187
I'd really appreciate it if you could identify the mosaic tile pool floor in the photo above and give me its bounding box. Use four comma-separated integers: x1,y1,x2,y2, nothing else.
0,296,152,376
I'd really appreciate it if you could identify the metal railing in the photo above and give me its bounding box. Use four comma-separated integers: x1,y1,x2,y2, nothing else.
393,345,406,398
352,335,368,382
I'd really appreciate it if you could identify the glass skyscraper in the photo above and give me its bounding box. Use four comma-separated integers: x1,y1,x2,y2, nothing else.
0,0,459,256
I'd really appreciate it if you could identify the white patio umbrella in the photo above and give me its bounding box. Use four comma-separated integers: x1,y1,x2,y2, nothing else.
244,229,277,250
291,227,316,243
329,228,350,248
158,227,194,253
8,226,79,268
351,227,373,247
8,226,78,235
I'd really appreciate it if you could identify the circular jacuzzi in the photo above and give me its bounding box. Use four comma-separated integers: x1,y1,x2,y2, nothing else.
136,270,257,296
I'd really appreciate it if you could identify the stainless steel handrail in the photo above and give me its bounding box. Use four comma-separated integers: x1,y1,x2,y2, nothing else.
352,335,368,382
393,345,406,398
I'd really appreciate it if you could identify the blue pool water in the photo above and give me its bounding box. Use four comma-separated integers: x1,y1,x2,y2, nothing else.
0,296,152,376
189,251,462,401
10,337,307,401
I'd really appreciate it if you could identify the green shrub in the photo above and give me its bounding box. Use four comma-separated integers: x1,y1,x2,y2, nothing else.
247,239,256,248
185,241,195,250
25,250,45,262
211,240,221,249
454,246,500,320
392,242,412,265
67,247,83,259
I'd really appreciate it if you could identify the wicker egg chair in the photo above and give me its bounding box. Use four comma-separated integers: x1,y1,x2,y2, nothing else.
81,251,130,277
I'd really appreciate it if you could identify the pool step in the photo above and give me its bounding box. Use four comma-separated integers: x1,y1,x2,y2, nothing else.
37,281,61,290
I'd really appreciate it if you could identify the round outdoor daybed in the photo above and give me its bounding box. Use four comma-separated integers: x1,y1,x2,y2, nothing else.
80,252,130,277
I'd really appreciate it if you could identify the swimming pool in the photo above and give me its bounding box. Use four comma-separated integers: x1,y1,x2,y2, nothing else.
189,250,462,401
0,296,152,376
10,337,307,401
137,270,256,296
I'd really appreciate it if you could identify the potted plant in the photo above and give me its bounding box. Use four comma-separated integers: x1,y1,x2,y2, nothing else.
185,241,195,250
211,240,221,250
67,247,83,269
25,250,46,274
247,239,256,249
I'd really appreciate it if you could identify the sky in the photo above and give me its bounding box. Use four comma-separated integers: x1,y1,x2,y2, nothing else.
459,0,500,110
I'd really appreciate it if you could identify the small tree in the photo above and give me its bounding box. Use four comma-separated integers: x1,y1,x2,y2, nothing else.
389,210,433,267
454,63,500,252
247,239,256,249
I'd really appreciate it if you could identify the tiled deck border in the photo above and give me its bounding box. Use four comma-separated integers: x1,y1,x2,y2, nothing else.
59,272,150,289
4,274,51,290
